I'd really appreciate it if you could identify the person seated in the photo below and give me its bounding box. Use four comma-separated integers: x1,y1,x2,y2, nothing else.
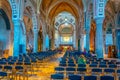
78,54,86,64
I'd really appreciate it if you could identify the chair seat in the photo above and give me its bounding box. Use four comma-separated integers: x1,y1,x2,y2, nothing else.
84,76,97,80
104,69,115,73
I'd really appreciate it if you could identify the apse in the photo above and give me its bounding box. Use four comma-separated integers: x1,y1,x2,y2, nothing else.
54,12,76,48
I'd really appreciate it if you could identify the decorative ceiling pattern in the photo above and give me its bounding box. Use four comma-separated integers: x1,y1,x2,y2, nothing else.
54,12,75,37
104,0,120,29
39,0,84,34
55,12,75,29
27,0,120,39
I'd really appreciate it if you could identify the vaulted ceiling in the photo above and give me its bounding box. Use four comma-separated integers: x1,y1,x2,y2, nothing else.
29,0,120,38
37,0,84,38
104,0,120,29
40,0,83,24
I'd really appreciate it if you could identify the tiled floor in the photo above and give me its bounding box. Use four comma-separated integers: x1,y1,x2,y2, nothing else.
29,52,65,80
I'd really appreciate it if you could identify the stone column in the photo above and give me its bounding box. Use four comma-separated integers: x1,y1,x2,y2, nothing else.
49,39,51,50
85,13,91,52
42,35,46,51
95,18,104,58
13,20,20,57
80,34,84,51
33,29,38,53
22,34,26,53
56,31,59,48
45,35,49,50
78,39,80,51
86,29,90,52
112,29,116,45
19,21,26,54
73,29,76,49
103,30,106,54
51,38,55,50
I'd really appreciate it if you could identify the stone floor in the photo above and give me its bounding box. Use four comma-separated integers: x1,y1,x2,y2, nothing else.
28,52,65,80
28,52,120,80
7,52,119,80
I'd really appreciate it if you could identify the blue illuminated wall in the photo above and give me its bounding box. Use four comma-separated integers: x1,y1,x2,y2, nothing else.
45,35,49,50
105,34,113,45
84,35,86,50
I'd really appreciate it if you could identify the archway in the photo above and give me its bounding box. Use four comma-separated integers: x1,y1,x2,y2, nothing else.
54,12,76,50
0,9,11,57
23,4,38,53
0,0,13,57
23,13,33,53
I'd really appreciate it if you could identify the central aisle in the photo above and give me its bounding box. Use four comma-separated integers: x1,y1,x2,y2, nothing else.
29,51,65,80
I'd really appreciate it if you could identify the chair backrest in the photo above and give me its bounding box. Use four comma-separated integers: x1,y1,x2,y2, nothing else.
66,67,75,71
84,76,97,80
24,62,31,65
116,62,120,64
92,68,102,73
77,68,86,72
91,62,98,64
78,64,86,67
68,74,81,80
51,73,64,79
68,63,76,67
0,66,2,69
117,69,120,73
8,61,15,65
99,64,107,68
109,64,117,68
55,67,64,71
99,62,106,64
4,66,12,70
104,69,115,73
59,63,67,67
89,64,97,67
15,66,23,70
0,72,7,77
100,76,114,80
0,61,7,65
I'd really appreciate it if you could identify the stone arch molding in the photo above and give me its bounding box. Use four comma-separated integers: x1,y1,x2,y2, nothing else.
8,0,38,32
47,0,82,19
8,0,39,55
26,1,38,31
23,1,39,53
0,0,13,56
